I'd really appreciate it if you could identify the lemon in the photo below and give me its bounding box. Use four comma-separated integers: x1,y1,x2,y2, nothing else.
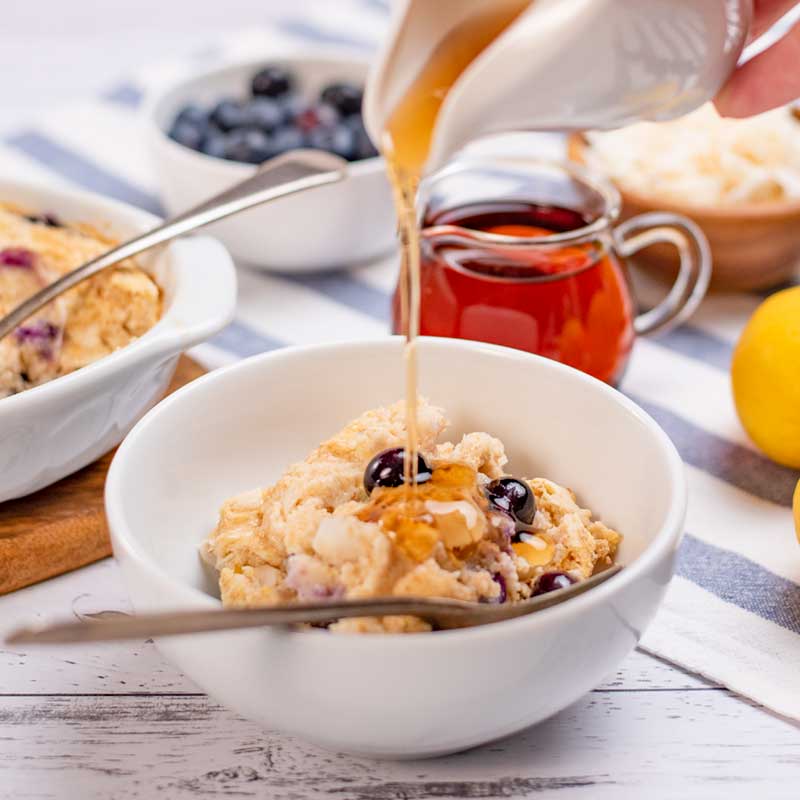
794,480,800,545
731,287,800,468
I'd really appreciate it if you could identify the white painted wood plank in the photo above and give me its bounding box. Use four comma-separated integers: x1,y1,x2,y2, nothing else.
0,559,712,694
1,560,191,694
0,693,797,800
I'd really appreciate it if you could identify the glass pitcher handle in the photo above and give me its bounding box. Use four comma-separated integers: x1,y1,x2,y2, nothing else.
612,212,711,336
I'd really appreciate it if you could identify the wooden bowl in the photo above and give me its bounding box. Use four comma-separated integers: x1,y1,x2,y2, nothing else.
568,134,800,291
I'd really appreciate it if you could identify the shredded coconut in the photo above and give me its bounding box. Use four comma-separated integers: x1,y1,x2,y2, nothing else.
586,104,800,207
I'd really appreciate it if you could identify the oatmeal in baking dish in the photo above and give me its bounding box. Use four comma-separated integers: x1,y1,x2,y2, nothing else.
0,204,161,398
201,399,621,633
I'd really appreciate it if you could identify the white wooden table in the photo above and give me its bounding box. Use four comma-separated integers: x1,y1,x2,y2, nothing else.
2,557,798,799
1,2,799,796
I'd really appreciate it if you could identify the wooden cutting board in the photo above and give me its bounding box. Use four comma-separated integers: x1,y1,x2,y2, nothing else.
0,355,206,595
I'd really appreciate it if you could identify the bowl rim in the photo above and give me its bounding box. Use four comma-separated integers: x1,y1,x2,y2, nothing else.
143,51,384,178
0,177,236,415
569,132,800,221
105,336,687,648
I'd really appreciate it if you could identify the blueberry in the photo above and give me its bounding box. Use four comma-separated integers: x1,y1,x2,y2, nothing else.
25,213,61,227
169,120,206,150
317,103,340,128
15,320,60,343
320,82,363,116
224,129,274,164
533,572,576,596
308,124,357,160
486,478,536,526
491,573,507,604
364,447,432,493
201,132,229,159
175,104,208,128
244,98,283,132
345,115,379,160
15,320,60,359
210,99,247,132
269,126,306,155
251,66,293,98
306,126,333,150
0,247,36,268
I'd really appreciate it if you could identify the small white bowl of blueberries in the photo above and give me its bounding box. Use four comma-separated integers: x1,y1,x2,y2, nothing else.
147,55,396,272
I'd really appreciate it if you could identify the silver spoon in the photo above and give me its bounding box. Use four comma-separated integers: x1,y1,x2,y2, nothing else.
0,150,348,342
5,566,621,643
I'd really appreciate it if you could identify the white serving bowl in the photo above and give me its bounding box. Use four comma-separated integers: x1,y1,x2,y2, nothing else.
146,54,396,272
0,179,236,502
106,338,685,758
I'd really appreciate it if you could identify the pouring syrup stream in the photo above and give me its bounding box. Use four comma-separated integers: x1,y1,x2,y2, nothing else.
381,0,532,494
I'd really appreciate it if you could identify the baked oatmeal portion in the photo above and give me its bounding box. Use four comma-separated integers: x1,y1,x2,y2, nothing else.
0,205,161,398
201,400,621,633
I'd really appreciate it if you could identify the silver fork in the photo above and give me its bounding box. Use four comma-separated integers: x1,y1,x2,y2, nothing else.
0,150,348,341
5,566,621,643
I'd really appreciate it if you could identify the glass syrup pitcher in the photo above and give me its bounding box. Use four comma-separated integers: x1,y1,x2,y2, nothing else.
364,0,752,176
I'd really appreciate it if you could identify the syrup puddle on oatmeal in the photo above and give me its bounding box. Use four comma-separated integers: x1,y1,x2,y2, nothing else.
359,463,493,563
380,0,532,501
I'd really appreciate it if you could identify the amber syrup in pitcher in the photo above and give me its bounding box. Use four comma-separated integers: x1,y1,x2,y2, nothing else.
393,199,634,385
381,0,532,507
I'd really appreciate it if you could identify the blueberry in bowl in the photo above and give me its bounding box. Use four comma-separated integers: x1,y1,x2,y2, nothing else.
320,82,364,117
363,447,433,493
166,64,378,166
486,477,536,527
251,65,294,98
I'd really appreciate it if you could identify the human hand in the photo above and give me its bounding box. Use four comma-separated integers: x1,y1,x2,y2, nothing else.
715,0,800,117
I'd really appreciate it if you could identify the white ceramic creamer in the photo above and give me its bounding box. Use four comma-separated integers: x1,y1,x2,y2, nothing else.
364,0,752,174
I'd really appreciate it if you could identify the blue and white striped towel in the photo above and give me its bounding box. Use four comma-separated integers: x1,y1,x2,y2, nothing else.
6,1,799,721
